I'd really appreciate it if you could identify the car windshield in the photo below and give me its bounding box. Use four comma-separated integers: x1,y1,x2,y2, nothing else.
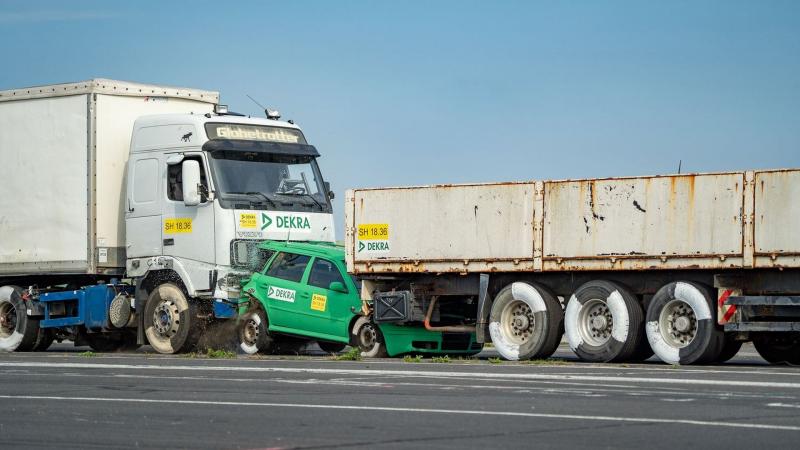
209,150,331,213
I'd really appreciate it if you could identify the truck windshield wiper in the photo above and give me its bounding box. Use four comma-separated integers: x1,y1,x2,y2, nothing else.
277,192,325,211
226,191,277,208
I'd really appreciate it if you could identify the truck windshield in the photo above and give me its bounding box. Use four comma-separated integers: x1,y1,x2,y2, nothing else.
208,150,331,213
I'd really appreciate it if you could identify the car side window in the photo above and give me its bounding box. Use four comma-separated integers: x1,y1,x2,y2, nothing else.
307,258,346,291
265,252,310,283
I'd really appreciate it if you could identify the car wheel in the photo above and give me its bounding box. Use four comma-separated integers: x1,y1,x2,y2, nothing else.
353,321,387,358
238,308,273,355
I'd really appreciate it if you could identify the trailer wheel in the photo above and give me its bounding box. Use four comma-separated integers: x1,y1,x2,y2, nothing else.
238,308,273,355
144,283,201,354
318,341,347,354
753,334,800,365
85,333,125,352
565,280,644,363
0,285,42,352
32,329,55,352
645,281,724,365
352,320,387,358
714,335,743,363
489,282,563,361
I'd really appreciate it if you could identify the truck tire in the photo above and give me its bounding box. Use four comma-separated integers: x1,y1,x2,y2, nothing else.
238,308,274,355
489,282,563,361
0,285,42,352
565,280,644,363
645,281,724,365
352,320,387,358
144,283,201,354
32,329,55,352
714,335,743,363
318,341,347,354
753,334,800,365
85,333,126,352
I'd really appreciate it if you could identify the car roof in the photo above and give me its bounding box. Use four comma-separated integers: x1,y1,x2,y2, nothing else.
258,240,344,260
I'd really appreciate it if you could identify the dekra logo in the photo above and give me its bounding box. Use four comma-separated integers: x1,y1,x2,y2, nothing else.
261,212,311,230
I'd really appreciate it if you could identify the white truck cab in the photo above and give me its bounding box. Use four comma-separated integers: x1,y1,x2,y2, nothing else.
124,111,335,350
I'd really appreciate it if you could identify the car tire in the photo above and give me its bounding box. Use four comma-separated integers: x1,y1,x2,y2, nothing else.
238,308,273,355
565,280,645,363
645,281,724,365
489,282,563,361
352,320,387,358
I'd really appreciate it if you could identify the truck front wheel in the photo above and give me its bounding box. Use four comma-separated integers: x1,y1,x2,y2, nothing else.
144,283,201,354
488,282,563,361
0,285,43,352
645,281,724,365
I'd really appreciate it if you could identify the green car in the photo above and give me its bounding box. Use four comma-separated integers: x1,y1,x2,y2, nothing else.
236,240,482,357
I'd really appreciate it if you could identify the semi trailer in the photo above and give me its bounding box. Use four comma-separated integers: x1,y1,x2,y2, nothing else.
0,79,335,354
345,170,800,365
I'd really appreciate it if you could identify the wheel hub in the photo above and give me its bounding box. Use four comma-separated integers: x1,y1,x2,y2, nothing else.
577,299,614,346
242,319,259,346
152,301,180,337
660,299,697,348
500,300,535,345
359,325,377,349
0,302,17,338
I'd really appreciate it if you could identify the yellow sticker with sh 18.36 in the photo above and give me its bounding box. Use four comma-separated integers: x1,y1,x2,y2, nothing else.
310,293,327,312
239,213,257,229
164,218,193,234
357,223,389,240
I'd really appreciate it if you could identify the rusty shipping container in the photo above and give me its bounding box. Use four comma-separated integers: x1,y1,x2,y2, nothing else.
346,169,799,274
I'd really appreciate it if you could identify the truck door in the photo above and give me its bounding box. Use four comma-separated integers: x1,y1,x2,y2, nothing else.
162,153,215,267
304,257,354,339
126,155,163,258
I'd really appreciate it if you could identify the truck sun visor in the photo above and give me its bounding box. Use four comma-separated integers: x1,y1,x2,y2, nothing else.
202,139,320,157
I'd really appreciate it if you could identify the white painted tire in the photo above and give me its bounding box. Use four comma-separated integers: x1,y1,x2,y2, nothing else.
645,281,723,365
143,283,201,354
488,282,563,361
565,280,644,363
238,309,272,355
352,318,387,358
0,286,41,352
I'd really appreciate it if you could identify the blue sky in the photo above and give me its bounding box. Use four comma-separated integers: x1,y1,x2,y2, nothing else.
1,1,798,235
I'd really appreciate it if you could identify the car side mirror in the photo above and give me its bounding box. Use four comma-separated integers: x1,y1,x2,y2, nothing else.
182,160,201,206
329,281,347,293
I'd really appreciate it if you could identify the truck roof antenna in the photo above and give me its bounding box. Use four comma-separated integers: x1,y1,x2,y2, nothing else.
246,94,266,110
677,160,682,174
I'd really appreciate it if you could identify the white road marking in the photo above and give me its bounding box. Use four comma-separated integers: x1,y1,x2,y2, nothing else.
1,361,799,389
0,394,797,432
767,403,800,409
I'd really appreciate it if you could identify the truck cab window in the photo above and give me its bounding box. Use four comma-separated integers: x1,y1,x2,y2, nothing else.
307,258,346,291
265,252,310,283
167,157,208,202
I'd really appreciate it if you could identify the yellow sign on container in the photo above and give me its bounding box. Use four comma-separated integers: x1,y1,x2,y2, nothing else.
357,223,389,240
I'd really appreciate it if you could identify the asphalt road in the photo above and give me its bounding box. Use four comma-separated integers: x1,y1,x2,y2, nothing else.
1,343,799,450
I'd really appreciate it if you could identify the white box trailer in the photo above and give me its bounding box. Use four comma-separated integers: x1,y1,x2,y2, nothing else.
0,79,218,275
345,169,800,365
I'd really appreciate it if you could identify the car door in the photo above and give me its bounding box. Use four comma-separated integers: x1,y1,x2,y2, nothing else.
304,257,358,340
259,251,312,331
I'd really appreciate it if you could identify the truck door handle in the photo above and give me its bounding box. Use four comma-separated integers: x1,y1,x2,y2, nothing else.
163,239,174,246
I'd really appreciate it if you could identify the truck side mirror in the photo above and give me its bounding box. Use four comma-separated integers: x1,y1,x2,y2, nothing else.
324,182,335,200
329,281,347,293
182,160,202,206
